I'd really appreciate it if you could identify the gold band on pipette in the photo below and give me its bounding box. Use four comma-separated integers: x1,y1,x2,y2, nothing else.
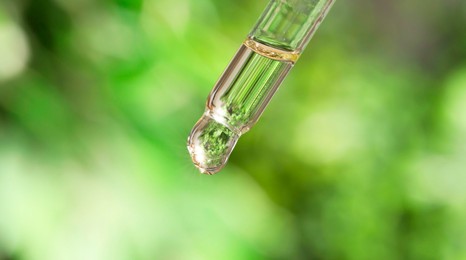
243,38,300,63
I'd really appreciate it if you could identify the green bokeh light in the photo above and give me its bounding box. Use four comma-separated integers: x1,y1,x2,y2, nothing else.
0,0,465,259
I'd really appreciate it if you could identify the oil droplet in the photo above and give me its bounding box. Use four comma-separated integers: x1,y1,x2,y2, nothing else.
187,114,239,174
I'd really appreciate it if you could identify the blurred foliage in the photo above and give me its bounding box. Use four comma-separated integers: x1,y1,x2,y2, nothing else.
0,0,466,259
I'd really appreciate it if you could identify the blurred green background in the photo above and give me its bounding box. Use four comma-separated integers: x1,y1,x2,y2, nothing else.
1,0,466,259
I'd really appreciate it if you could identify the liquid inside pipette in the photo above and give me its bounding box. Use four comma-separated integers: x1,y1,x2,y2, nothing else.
188,39,297,174
187,0,335,174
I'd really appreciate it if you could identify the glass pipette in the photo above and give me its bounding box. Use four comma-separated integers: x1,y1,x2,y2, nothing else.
188,0,335,174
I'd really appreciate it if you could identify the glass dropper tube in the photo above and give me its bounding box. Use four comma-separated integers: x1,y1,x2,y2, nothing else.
188,0,335,174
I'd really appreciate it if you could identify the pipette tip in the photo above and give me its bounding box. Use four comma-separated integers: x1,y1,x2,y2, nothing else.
187,114,239,175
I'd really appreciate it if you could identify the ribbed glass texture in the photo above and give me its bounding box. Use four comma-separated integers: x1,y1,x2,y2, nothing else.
208,45,293,133
188,0,335,174
250,0,334,51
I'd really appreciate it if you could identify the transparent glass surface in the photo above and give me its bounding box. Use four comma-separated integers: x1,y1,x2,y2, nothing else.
188,44,292,174
188,0,335,174
187,114,239,174
250,0,334,51
208,44,293,133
